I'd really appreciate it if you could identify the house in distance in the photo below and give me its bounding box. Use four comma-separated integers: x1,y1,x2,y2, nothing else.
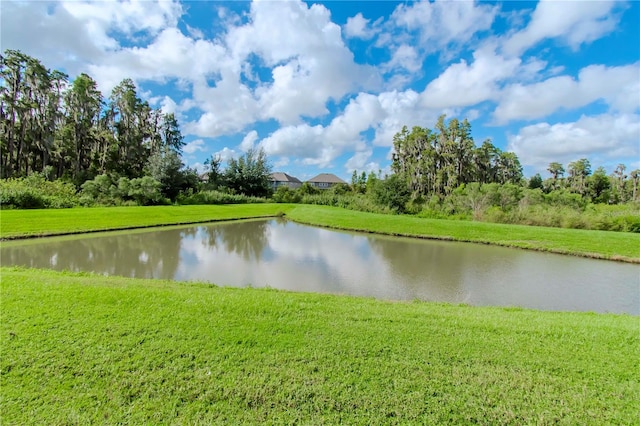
306,173,347,189
270,172,302,190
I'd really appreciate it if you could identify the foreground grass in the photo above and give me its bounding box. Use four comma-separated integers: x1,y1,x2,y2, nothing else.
1,267,638,424
286,205,640,263
0,204,293,239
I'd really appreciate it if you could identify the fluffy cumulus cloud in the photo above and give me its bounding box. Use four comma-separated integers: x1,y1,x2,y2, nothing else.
183,139,207,155
88,27,227,93
235,1,380,125
391,0,497,52
421,46,521,109
2,0,183,79
184,0,380,137
343,13,376,40
508,113,640,171
494,63,640,123
258,89,441,170
503,0,623,55
239,130,259,152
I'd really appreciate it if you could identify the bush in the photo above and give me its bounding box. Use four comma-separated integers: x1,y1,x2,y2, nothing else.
0,174,79,209
178,190,267,205
272,186,302,203
370,174,411,213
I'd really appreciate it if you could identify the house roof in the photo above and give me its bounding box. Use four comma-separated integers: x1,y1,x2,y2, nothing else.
270,172,302,183
307,173,347,184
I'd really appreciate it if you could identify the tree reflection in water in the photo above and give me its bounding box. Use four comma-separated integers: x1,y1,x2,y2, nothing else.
200,219,269,262
2,229,184,280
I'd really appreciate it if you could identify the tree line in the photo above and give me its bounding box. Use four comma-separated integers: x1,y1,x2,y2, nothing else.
0,49,277,203
391,116,523,197
389,116,638,205
1,49,190,190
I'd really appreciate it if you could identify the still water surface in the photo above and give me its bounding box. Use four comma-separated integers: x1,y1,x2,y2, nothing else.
3,219,638,314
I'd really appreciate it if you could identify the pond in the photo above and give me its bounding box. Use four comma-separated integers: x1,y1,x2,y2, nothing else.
2,219,638,314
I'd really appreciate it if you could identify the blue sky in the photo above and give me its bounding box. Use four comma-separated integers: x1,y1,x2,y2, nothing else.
3,0,639,181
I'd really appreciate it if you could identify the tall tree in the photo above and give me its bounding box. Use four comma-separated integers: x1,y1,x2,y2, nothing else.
547,162,565,179
568,158,591,195
224,148,272,197
109,78,152,178
62,73,102,183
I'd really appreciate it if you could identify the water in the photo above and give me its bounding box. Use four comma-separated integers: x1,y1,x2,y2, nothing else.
2,219,638,314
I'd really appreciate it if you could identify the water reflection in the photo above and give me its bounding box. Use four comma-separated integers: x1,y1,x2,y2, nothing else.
2,219,638,314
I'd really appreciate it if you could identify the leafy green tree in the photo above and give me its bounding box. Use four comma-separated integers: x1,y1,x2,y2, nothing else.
547,162,565,180
298,182,319,195
108,79,153,178
273,185,301,203
223,148,272,197
587,166,611,203
391,116,521,198
528,173,543,189
62,73,102,184
495,152,523,185
146,147,184,201
127,176,165,205
203,154,223,189
629,169,640,201
567,158,591,195
371,174,411,213
351,170,367,194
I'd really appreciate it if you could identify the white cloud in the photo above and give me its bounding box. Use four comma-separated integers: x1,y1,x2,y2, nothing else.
2,0,183,77
503,0,623,55
421,46,521,109
345,149,374,172
494,63,640,123
233,1,380,125
183,139,207,155
182,0,380,134
214,147,238,162
391,0,497,52
259,124,325,164
344,13,376,39
239,130,258,152
87,27,226,94
385,44,422,73
507,113,640,172
257,89,444,167
159,96,179,115
183,76,260,138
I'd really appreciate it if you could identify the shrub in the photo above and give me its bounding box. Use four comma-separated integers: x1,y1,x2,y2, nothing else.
272,186,302,203
0,174,79,209
178,190,267,205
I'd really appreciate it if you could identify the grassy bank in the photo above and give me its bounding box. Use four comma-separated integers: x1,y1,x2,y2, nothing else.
286,205,640,263
0,204,293,239
2,267,638,424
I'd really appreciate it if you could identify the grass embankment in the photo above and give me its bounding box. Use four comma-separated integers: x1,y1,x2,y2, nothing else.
2,267,638,424
286,205,640,263
0,204,293,239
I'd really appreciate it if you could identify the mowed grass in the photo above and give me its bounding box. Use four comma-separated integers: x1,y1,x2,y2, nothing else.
286,205,640,263
1,267,638,425
0,204,294,239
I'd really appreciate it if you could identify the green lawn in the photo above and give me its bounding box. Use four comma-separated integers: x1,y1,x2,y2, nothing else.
0,204,293,239
286,205,640,263
2,267,638,424
1,204,639,262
